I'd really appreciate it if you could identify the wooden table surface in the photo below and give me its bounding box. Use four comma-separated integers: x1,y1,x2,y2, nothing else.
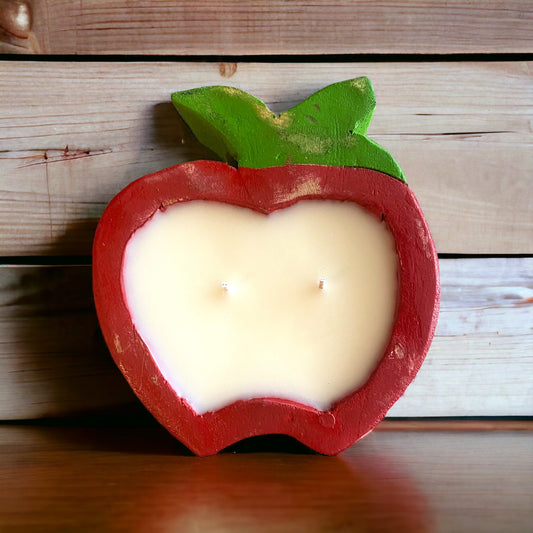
1,424,531,533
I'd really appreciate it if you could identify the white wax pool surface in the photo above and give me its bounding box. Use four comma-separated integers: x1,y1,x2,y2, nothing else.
122,200,398,414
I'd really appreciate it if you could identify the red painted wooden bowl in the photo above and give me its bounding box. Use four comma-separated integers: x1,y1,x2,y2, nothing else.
93,161,439,455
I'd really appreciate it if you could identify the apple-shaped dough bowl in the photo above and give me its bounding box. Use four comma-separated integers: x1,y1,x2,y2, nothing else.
93,78,439,456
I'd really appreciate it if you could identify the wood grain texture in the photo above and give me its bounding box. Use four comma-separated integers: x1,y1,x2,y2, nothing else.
378,419,533,432
1,60,532,255
0,265,136,419
388,258,533,418
1,426,531,532
1,258,531,420
25,0,533,55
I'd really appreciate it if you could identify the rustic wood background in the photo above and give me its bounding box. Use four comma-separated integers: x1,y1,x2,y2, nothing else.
1,3,532,532
0,0,532,422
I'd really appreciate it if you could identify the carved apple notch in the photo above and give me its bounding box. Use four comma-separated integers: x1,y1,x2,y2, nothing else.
93,78,440,455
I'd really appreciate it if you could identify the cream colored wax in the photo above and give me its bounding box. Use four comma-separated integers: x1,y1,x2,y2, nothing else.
122,200,398,414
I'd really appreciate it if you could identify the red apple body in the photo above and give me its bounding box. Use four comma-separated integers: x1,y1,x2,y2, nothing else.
93,161,440,456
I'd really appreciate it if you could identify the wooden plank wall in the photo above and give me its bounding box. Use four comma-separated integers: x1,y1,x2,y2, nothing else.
0,0,532,420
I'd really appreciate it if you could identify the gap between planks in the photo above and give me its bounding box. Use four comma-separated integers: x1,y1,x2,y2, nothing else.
377,419,533,432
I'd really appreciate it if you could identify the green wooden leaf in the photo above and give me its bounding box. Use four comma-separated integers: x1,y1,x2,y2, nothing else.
286,77,376,137
171,78,405,182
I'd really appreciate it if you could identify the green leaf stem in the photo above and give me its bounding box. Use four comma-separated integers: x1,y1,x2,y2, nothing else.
171,78,405,182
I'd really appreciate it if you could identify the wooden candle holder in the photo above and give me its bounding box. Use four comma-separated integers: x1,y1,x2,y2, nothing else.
93,79,440,455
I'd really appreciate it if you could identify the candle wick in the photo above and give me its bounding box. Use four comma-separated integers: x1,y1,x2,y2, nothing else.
318,278,326,290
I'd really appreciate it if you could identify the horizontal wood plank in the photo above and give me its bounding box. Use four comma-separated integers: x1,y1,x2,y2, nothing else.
377,419,533,432
20,1,533,56
1,258,531,420
1,426,531,531
1,61,532,255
